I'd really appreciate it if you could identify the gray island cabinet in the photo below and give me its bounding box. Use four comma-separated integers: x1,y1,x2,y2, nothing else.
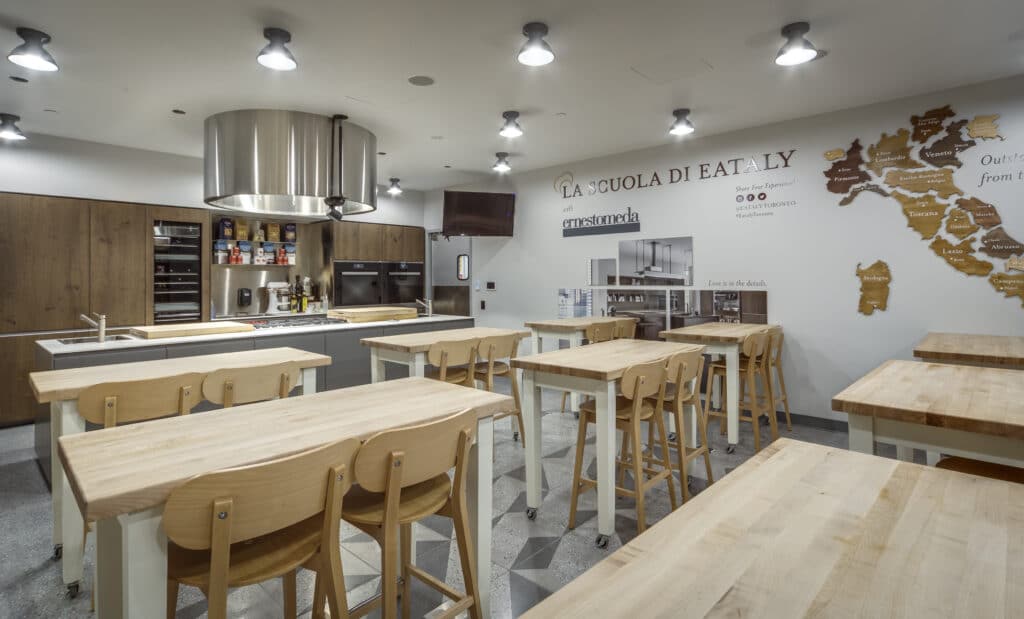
32,315,474,484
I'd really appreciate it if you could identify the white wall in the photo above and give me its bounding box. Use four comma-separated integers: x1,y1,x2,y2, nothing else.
439,75,1024,421
0,133,426,224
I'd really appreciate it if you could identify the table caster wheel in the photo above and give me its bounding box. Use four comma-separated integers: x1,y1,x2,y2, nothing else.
53,544,63,561
526,507,537,520
513,431,520,442
667,432,677,442
726,444,736,454
595,534,609,549
66,582,80,598
573,411,579,420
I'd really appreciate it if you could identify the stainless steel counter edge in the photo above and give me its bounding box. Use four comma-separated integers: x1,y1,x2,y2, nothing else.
35,315,471,356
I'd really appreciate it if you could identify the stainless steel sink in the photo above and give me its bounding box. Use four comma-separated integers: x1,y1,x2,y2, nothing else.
58,335,138,344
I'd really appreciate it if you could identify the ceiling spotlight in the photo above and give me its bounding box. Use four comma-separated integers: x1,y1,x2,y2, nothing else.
0,114,27,141
492,152,511,173
669,108,694,136
326,203,344,221
517,22,554,66
387,178,403,196
257,28,297,71
7,28,59,72
499,111,523,138
775,22,820,66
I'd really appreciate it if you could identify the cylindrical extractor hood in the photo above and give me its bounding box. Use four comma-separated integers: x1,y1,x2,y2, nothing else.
204,109,377,219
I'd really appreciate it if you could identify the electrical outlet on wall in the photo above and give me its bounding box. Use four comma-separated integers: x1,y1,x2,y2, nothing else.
486,281,496,290
480,300,486,310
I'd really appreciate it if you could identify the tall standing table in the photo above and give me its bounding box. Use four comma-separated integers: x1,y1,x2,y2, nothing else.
660,323,779,452
29,347,331,593
361,327,529,382
913,332,1024,368
512,339,704,547
59,377,513,619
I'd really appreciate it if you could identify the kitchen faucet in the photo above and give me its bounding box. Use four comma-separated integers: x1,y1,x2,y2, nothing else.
415,298,433,317
79,313,107,343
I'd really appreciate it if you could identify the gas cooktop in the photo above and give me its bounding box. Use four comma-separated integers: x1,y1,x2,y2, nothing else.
246,316,336,329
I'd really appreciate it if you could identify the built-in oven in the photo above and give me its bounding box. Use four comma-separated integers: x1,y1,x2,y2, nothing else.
333,261,383,307
383,262,424,305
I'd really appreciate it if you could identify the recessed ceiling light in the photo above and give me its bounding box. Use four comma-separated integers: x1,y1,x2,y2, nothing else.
555,112,567,118
492,152,511,173
387,178,403,196
444,165,452,168
0,114,27,141
499,111,523,138
518,22,554,66
9,76,28,83
408,75,435,86
377,151,386,156
257,28,297,71
7,28,59,72
43,108,57,113
431,135,444,140
172,109,186,115
669,108,695,136
775,22,820,66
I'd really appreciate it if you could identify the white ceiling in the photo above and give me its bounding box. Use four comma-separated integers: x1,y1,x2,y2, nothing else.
2,0,1024,190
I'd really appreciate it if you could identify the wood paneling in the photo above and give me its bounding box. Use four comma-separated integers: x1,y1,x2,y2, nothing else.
0,334,46,426
146,205,212,323
0,193,90,333
332,221,383,260
382,225,426,262
89,201,148,327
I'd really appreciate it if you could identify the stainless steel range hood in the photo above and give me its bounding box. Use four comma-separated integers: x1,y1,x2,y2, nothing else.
204,109,377,219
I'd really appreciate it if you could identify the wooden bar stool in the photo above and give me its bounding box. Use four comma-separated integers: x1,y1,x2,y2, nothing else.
649,350,714,502
426,340,480,388
475,334,526,446
705,332,779,452
202,362,301,407
341,409,481,619
163,437,360,619
765,328,793,431
561,323,616,413
613,318,637,339
568,361,676,534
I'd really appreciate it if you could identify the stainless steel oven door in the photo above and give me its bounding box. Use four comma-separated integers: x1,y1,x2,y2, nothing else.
333,261,383,306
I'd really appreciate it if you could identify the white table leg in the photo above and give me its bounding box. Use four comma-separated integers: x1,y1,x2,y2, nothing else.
466,416,493,618
926,451,941,466
531,329,542,355
300,367,317,395
896,445,915,462
523,370,543,510
50,402,65,553
370,348,385,384
410,352,426,378
594,379,617,544
56,401,86,588
95,507,167,619
568,332,582,413
847,414,876,455
724,346,740,449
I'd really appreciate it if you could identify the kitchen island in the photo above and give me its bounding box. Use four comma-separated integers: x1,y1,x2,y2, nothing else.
32,314,473,484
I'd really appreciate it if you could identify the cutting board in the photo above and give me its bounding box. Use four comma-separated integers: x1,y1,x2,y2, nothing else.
129,321,255,339
327,307,419,323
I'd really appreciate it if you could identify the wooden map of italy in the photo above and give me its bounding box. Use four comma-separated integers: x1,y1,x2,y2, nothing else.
825,105,1024,309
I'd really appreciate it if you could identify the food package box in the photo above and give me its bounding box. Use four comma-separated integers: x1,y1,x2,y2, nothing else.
237,240,252,264
213,239,230,264
283,223,297,242
235,220,250,241
217,218,234,240
285,243,296,265
266,223,281,242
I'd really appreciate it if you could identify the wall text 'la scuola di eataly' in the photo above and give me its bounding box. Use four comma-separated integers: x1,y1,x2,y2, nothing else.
555,150,797,199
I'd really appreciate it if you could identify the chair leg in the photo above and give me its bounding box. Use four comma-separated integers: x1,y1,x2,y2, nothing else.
561,391,569,413
567,413,589,530
283,569,297,619
747,375,761,453
321,537,348,619
166,580,179,619
763,367,780,442
631,424,647,533
381,525,398,619
400,523,412,619
654,414,677,510
776,363,793,431
673,407,689,503
311,570,326,619
618,429,631,489
694,401,714,485
451,499,482,619
510,370,526,448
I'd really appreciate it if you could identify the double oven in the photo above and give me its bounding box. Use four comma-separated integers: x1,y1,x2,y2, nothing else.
333,261,424,306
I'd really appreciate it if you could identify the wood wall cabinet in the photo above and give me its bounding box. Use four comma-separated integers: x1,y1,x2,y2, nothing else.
89,201,148,326
383,225,426,262
0,333,45,427
334,221,424,262
146,205,212,323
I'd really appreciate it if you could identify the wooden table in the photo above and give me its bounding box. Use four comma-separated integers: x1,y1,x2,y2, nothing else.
512,339,704,546
29,347,330,593
522,438,1024,618
523,317,632,413
59,377,513,619
660,323,778,452
361,327,529,382
833,360,1024,468
914,332,1024,368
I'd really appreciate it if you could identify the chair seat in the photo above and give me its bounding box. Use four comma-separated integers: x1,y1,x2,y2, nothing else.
342,474,452,526
656,383,698,403
425,366,472,384
168,514,322,588
579,396,655,421
935,457,1024,484
473,360,511,376
709,358,761,373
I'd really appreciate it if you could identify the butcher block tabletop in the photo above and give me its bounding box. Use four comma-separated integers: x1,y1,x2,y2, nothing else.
30,347,330,403
832,360,1024,440
522,438,1024,618
360,327,529,353
512,339,704,381
59,377,514,522
128,321,254,339
524,316,636,332
659,322,778,343
913,332,1024,367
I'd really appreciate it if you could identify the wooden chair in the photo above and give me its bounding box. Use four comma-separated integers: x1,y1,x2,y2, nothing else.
568,361,676,534
426,339,480,388
341,409,480,619
474,334,526,447
649,351,714,503
613,318,637,339
163,437,360,619
77,373,206,610
765,328,793,431
202,362,301,407
705,332,779,452
935,457,1024,484
561,323,617,413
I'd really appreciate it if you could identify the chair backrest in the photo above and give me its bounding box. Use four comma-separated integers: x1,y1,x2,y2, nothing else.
741,332,771,363
613,318,637,339
427,339,479,375
352,408,476,493
620,360,667,402
77,373,205,427
584,323,615,344
163,437,360,550
202,362,302,407
766,328,784,364
665,350,705,400
477,334,520,363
